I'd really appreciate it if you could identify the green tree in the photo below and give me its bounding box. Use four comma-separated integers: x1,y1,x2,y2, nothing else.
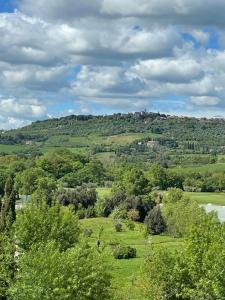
14,167,47,196
163,193,206,237
143,246,176,300
9,241,112,300
122,168,150,196
143,213,224,300
145,205,166,235
32,176,57,206
147,164,167,190
36,150,74,179
14,201,80,251
0,233,16,299
174,213,225,299
0,174,17,231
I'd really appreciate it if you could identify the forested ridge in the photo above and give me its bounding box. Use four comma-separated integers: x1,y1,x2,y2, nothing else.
3,111,225,145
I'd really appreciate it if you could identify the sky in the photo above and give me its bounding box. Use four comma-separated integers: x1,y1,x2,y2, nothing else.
1,0,225,129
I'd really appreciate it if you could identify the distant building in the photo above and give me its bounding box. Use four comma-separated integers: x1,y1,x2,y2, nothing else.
25,140,33,145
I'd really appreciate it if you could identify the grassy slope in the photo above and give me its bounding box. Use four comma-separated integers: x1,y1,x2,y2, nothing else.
80,217,183,299
0,144,30,154
186,192,225,205
173,163,225,174
0,133,152,155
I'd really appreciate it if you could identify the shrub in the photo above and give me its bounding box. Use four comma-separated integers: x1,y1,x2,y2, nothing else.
126,220,135,231
127,209,139,221
111,206,127,221
114,222,122,232
83,228,93,237
113,244,136,259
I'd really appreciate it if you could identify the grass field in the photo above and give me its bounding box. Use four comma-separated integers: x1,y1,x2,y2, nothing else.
185,192,225,205
97,187,225,206
97,187,112,198
94,152,117,164
0,144,31,154
0,133,152,155
43,133,151,148
80,217,183,299
173,163,225,174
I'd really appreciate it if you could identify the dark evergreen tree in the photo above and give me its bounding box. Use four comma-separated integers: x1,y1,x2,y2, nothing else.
0,174,17,231
145,205,166,235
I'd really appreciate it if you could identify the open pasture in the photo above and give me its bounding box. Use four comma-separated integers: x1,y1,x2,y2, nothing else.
80,217,183,299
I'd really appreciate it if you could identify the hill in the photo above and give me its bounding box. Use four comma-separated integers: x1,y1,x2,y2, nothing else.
0,112,225,166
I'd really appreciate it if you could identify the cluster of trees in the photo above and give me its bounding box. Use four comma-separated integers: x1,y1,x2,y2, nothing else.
112,163,225,193
143,213,225,300
58,187,97,218
97,168,154,222
0,192,112,299
0,149,108,200
183,171,225,192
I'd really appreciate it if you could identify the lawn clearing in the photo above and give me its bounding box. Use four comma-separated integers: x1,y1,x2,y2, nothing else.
80,217,183,299
185,192,225,205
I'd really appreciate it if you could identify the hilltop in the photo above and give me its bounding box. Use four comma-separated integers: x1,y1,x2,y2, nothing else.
0,112,225,164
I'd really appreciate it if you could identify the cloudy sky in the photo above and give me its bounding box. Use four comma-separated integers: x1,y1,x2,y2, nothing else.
1,0,225,128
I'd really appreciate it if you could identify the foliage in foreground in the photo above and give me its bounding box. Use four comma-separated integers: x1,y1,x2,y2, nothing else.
143,213,225,300
9,241,111,300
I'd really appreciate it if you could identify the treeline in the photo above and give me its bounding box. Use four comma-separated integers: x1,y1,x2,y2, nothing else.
1,150,225,206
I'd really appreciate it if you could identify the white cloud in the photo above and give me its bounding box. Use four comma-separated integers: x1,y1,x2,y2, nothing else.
132,56,203,83
0,97,47,119
0,63,69,91
0,0,225,128
19,0,225,27
190,96,222,106
0,97,48,129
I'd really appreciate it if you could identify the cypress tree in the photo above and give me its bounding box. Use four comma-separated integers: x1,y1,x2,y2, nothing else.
145,205,166,235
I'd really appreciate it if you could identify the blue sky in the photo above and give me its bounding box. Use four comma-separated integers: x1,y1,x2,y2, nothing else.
0,0,225,128
0,0,15,12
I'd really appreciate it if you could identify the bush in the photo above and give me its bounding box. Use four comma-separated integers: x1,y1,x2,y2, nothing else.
111,206,127,221
114,222,123,232
126,220,135,231
113,244,136,259
127,209,139,221
83,228,93,237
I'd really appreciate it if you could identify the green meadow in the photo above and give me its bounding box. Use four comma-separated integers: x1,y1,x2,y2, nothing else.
80,217,183,299
173,163,225,174
0,144,29,154
185,192,225,205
